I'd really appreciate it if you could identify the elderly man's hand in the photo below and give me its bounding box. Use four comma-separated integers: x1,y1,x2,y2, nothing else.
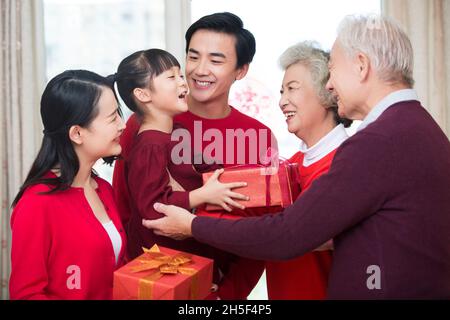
142,203,195,240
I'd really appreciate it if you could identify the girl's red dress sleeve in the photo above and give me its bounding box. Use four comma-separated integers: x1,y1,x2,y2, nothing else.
126,141,190,221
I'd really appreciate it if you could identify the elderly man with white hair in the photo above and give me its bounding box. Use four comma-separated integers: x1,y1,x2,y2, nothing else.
143,15,450,299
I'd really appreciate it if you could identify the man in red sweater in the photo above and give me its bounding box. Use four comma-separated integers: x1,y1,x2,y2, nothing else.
112,12,274,299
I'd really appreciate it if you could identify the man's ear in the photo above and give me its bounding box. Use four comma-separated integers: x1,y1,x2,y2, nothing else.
69,125,83,145
235,64,250,81
356,52,370,82
133,87,152,103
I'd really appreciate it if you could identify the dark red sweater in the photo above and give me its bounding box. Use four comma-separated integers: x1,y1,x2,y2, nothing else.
193,101,450,299
113,108,274,228
114,107,274,299
125,129,239,287
126,130,196,259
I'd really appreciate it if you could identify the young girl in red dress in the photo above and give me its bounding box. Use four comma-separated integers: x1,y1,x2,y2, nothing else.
112,49,249,287
10,70,127,299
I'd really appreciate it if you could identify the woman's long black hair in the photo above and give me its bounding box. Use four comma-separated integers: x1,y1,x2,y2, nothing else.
12,70,120,207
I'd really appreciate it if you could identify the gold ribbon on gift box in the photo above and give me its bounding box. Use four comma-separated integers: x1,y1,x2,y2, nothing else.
131,244,199,299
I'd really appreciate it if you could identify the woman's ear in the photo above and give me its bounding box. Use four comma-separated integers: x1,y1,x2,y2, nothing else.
133,87,152,103
69,125,83,145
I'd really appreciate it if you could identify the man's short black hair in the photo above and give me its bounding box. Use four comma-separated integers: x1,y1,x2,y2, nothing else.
185,12,256,69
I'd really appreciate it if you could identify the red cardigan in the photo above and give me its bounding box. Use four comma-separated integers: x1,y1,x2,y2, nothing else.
10,174,127,300
266,151,335,300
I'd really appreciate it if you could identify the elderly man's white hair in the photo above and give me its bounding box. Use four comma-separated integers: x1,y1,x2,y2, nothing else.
337,14,414,87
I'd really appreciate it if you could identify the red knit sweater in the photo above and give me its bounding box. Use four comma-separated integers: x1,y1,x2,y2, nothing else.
112,108,273,299
10,174,127,299
266,151,336,299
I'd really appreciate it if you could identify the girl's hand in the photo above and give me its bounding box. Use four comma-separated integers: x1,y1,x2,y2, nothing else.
190,169,249,211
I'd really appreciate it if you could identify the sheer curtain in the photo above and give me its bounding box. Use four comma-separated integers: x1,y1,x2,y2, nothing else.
0,0,189,299
164,0,191,66
382,0,450,137
0,0,46,299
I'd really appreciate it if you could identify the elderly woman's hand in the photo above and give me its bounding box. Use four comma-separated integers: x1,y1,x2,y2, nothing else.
142,203,195,240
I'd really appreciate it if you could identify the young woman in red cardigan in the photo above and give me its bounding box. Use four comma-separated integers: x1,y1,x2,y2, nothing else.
265,41,352,300
10,70,127,299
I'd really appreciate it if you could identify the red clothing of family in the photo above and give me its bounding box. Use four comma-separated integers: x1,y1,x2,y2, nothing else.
112,107,273,299
175,108,276,219
175,107,274,168
10,173,127,300
265,151,336,300
125,129,230,269
192,100,450,299
113,108,275,227
125,129,190,260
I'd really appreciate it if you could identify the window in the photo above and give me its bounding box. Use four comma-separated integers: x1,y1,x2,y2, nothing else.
44,0,165,79
44,0,165,181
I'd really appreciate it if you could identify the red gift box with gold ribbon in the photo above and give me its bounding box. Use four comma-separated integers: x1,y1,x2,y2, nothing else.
200,161,300,217
113,245,213,300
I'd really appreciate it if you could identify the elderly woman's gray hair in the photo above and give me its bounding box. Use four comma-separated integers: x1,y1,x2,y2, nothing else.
337,14,414,87
279,41,352,127
279,41,334,107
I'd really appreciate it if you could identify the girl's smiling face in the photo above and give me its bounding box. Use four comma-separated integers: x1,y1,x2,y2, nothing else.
149,66,189,115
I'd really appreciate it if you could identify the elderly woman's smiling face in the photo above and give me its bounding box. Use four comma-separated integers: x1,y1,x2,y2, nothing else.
279,63,330,142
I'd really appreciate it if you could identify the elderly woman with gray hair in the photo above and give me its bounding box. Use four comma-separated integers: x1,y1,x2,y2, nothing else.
265,41,351,300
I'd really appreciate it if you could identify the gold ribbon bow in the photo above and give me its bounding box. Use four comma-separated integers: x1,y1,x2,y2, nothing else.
131,245,199,299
